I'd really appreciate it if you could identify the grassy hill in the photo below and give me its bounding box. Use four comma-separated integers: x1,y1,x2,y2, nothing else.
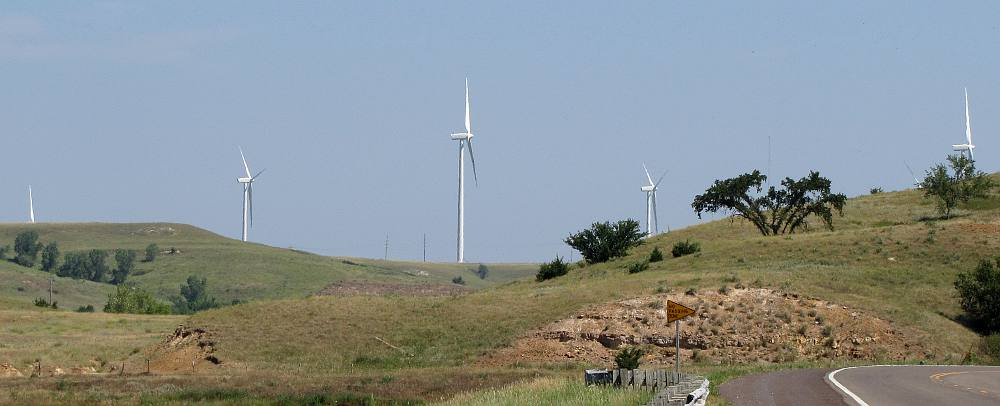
0,223,536,310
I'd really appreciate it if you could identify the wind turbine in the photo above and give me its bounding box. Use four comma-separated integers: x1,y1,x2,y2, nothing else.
236,147,264,242
641,164,667,236
952,88,976,161
28,185,35,224
449,78,479,263
904,161,921,188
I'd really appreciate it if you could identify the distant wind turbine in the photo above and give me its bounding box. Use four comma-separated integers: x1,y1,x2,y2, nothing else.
641,164,667,236
952,88,976,161
28,185,35,224
236,147,265,242
449,78,479,263
904,161,921,188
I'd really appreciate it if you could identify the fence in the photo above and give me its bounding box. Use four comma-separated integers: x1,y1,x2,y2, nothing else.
585,369,709,406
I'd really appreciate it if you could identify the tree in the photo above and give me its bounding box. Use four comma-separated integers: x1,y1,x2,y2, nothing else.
41,242,60,272
172,275,219,314
955,258,1000,334
536,256,570,281
85,249,109,282
692,170,847,236
475,263,489,279
57,252,86,279
104,284,171,314
564,219,645,264
13,231,43,267
920,155,996,218
144,243,159,262
614,347,644,369
112,249,136,285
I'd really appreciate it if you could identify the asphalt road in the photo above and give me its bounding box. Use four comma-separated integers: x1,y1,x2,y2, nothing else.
829,365,1000,405
719,368,844,406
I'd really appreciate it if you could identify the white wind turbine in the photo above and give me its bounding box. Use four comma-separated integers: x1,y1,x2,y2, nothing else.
641,163,667,236
236,147,265,242
449,78,479,263
28,185,35,224
952,88,976,161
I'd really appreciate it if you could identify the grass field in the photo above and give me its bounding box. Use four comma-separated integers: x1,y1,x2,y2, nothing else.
0,223,536,309
0,178,997,404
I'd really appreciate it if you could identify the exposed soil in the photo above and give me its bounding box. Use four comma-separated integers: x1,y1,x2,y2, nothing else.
480,288,922,367
146,325,222,373
317,281,471,297
0,363,22,378
960,223,1000,234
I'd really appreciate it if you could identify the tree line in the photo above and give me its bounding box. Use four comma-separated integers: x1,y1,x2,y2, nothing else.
3,230,161,285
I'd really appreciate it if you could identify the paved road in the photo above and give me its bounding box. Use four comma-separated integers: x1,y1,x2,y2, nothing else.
719,368,845,406
829,365,1000,405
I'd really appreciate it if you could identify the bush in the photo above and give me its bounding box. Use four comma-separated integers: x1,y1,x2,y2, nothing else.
112,249,136,285
451,276,465,285
41,242,60,272
614,347,644,369
536,256,570,281
955,258,1000,334
104,284,171,314
921,155,996,218
870,187,883,194
672,239,701,257
649,247,664,263
171,275,219,314
13,231,43,267
475,263,489,279
564,219,644,264
627,261,649,274
33,298,49,307
144,244,159,262
76,305,95,313
982,334,1000,362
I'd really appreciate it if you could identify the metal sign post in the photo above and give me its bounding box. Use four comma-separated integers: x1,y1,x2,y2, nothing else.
666,300,696,380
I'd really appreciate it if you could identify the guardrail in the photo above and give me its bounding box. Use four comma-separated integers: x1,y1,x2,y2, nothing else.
585,369,709,406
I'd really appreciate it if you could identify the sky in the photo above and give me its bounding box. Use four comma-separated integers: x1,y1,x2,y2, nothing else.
0,1,996,263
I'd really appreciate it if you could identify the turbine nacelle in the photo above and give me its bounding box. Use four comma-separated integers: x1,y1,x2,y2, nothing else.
450,132,473,141
237,177,253,184
641,185,655,192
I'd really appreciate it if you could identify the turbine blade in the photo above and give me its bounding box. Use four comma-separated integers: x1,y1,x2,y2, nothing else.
248,184,254,227
466,139,478,186
654,170,669,188
965,88,973,145
652,192,659,234
252,169,266,180
239,146,252,178
464,78,471,133
642,163,654,185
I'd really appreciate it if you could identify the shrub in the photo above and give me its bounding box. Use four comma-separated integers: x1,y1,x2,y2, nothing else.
627,261,649,274
649,247,664,262
76,305,95,313
981,334,1000,361
33,298,49,307
171,275,219,314
112,249,137,285
614,347,644,369
475,263,489,279
870,187,883,194
104,284,171,314
13,231,43,267
144,244,159,262
921,155,996,218
451,276,465,285
41,242,59,272
955,258,1000,334
672,239,701,257
536,256,570,281
564,219,644,264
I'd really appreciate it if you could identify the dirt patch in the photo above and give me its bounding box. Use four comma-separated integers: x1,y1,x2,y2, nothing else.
135,226,177,236
480,288,922,367
317,281,471,297
0,363,22,378
960,223,1000,234
146,325,221,373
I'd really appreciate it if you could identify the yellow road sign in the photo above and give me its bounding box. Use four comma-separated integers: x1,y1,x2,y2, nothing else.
666,300,695,323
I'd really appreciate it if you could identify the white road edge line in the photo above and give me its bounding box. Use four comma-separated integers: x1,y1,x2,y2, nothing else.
826,367,870,406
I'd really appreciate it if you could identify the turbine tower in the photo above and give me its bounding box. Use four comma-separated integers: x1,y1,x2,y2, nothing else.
449,78,478,263
952,88,976,161
28,185,35,224
237,147,264,242
641,164,667,236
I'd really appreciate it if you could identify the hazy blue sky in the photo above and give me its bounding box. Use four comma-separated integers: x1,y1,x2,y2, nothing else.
0,2,996,262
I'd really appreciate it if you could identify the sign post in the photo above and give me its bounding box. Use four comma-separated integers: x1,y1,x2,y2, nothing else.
666,300,695,379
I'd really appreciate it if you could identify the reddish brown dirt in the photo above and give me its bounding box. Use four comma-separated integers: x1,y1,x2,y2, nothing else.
317,281,471,296
960,223,1000,234
0,363,22,378
479,288,922,368
146,325,222,373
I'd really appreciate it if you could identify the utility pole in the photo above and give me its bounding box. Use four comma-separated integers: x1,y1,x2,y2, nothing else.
384,234,389,260
423,233,427,262
48,277,52,304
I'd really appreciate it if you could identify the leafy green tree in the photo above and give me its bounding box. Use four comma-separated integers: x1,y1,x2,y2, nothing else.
41,242,60,272
536,256,570,281
171,275,219,314
13,231,43,267
564,219,645,264
57,252,86,279
144,243,159,262
475,263,489,279
104,284,171,314
955,258,1000,334
692,170,847,236
920,155,996,218
111,249,136,285
85,249,109,282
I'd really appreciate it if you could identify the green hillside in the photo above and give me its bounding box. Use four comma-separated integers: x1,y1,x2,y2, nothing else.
0,223,536,310
177,180,998,389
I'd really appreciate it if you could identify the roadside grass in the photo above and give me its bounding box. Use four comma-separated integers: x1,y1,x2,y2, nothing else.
434,376,652,406
0,223,537,307
0,309,183,372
